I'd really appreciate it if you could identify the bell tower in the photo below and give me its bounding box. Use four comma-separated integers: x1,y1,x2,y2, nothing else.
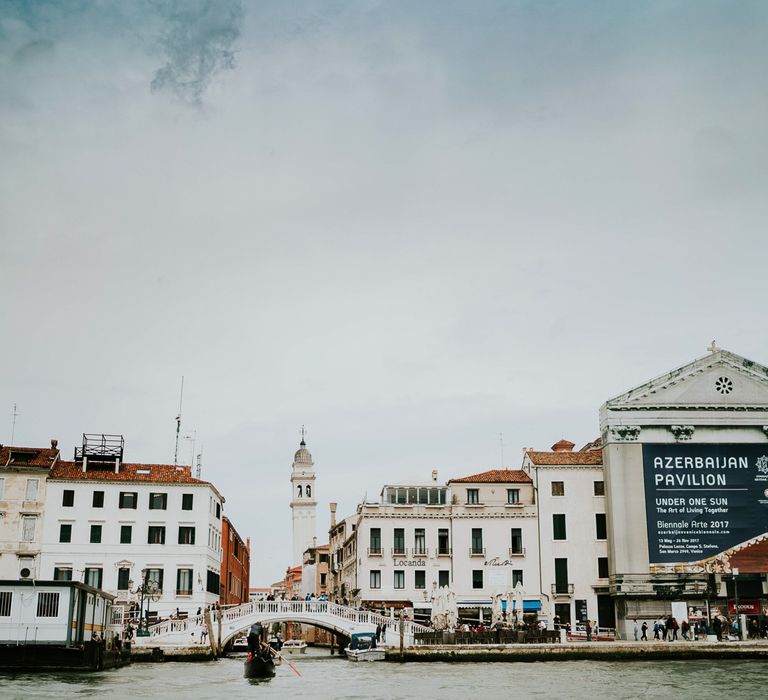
290,429,317,566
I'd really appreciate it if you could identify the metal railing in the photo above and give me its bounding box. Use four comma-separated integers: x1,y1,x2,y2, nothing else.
437,547,452,556
391,547,406,556
367,547,383,556
469,547,486,556
509,547,526,557
411,547,428,557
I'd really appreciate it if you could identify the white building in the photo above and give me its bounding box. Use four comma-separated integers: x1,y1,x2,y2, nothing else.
290,437,317,566
522,439,609,630
334,469,541,624
0,442,60,581
39,435,224,618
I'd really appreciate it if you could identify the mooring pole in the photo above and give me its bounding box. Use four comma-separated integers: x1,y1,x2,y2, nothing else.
399,614,405,662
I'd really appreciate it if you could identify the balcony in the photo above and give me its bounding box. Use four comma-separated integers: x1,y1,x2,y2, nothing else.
367,547,383,557
391,548,406,557
551,583,574,597
508,547,526,557
469,547,486,557
437,547,452,557
411,548,429,557
176,589,193,597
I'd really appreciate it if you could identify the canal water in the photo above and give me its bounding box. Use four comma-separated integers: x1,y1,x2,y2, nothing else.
2,654,766,699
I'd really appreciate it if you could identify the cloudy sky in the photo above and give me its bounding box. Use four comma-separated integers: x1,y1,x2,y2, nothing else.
2,1,767,584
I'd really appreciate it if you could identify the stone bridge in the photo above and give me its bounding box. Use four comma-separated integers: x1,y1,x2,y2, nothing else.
135,600,428,648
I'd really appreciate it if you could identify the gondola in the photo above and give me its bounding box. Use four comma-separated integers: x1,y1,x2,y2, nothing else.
243,648,276,679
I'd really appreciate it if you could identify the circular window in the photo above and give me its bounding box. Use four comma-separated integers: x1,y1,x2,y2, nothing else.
19,568,31,578
715,377,733,395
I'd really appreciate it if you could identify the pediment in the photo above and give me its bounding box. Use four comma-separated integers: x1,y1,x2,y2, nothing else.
604,350,768,410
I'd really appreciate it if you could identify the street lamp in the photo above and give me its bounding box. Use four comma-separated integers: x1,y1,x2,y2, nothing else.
129,569,160,637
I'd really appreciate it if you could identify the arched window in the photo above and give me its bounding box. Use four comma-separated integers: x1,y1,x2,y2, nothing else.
306,485,311,498
297,485,302,498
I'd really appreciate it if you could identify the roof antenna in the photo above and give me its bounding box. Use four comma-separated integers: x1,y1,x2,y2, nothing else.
499,432,504,469
195,446,203,479
10,403,19,446
174,376,184,465
707,339,719,353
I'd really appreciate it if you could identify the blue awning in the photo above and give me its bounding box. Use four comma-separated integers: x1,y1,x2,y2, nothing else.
457,599,541,611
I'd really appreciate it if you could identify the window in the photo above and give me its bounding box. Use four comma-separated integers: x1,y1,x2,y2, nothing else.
369,528,381,554
62,489,74,507
22,516,36,541
297,485,302,498
25,479,39,501
149,493,167,510
394,570,405,589
438,570,450,588
393,528,405,554
120,525,132,544
89,524,102,543
472,570,483,589
206,570,219,594
177,568,193,595
507,488,520,504
593,481,605,496
147,568,164,591
466,488,480,504
59,523,72,543
306,485,311,498
510,528,523,554
320,572,327,586
471,528,483,554
0,591,11,616
370,570,381,589
553,514,567,540
598,557,609,579
92,491,104,508
117,568,131,590
53,567,72,581
554,558,569,594
551,481,565,496
182,493,194,510
215,502,221,519
36,591,59,617
414,528,426,554
119,492,137,509
148,526,166,544
512,570,523,587
85,567,103,589
438,529,450,555
595,513,607,540
414,570,426,589
178,526,196,545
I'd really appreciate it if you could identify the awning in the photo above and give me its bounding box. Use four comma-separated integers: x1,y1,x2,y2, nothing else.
456,600,541,612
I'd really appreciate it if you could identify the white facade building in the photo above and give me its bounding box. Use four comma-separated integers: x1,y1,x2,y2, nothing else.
0,442,60,581
523,439,610,630
290,438,317,566
40,442,224,618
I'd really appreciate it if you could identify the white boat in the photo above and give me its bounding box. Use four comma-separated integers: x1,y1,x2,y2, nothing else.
280,639,308,654
345,632,385,662
231,636,249,653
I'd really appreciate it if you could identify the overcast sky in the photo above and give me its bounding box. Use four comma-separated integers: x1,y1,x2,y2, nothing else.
2,1,767,585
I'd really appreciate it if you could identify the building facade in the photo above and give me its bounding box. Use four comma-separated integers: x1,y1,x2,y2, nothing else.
523,439,610,629
221,516,250,606
0,442,60,580
40,437,224,618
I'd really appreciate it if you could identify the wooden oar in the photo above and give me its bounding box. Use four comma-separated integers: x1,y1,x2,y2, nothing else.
263,642,302,677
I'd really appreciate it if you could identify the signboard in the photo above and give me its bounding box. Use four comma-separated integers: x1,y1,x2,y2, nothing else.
576,599,588,623
727,600,761,615
642,444,768,571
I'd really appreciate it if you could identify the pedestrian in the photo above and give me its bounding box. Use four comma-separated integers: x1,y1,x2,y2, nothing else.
653,620,660,640
201,622,208,645
681,619,689,641
671,617,679,641
633,619,639,641
586,620,592,642
641,620,648,641
376,623,382,643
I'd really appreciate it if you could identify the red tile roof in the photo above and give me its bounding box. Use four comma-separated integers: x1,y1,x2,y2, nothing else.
525,450,603,466
50,460,210,485
0,445,60,469
449,469,532,484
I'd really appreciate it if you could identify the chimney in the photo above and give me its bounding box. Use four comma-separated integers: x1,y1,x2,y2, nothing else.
313,536,317,549
431,470,438,482
329,502,337,527
551,439,575,453
51,439,59,451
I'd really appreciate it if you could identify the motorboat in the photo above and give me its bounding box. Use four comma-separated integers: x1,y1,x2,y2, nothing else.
280,639,307,654
345,632,385,662
231,636,249,653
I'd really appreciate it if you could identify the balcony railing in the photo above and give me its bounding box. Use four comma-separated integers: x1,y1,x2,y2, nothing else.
509,547,526,557
411,548,428,557
469,547,486,557
176,589,193,597
391,547,406,557
551,583,574,596
437,547,452,556
367,547,383,556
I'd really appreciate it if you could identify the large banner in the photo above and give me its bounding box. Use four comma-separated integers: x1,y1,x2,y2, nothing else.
642,444,768,572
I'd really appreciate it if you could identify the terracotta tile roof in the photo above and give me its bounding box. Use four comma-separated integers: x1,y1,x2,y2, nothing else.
449,469,532,484
50,460,210,485
0,445,60,469
525,450,603,466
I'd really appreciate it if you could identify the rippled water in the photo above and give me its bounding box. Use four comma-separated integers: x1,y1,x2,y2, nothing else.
2,653,767,699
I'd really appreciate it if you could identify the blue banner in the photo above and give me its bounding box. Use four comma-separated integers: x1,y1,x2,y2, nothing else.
642,443,768,567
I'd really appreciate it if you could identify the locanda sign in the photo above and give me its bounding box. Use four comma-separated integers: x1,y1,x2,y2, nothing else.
642,444,768,569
